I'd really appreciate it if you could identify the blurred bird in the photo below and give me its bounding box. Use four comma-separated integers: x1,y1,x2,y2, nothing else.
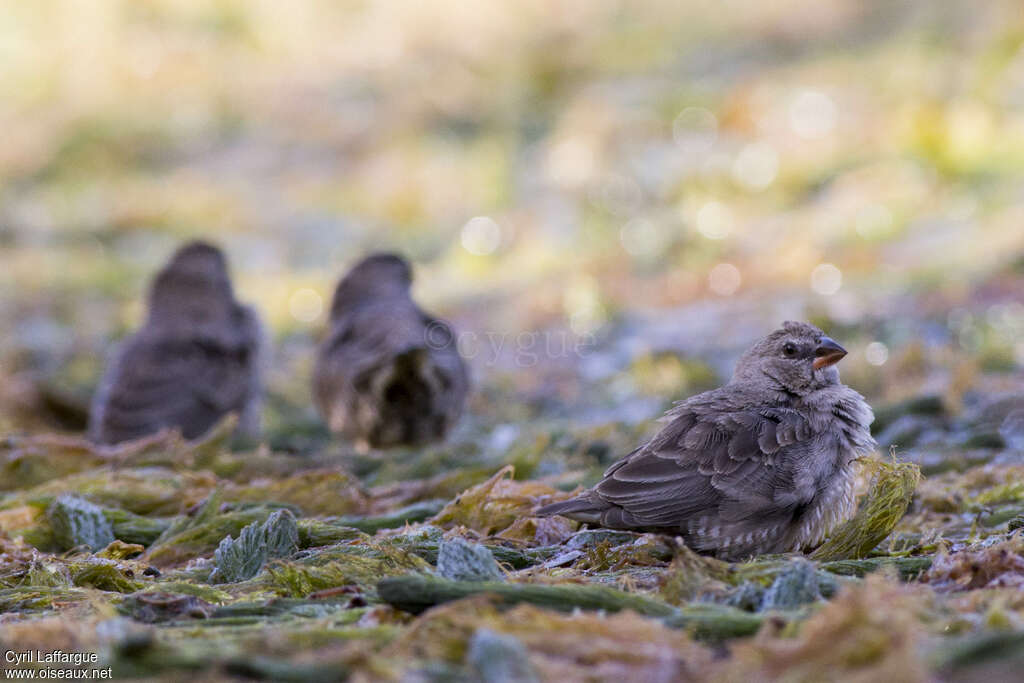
88,241,264,445
537,321,875,560
313,253,469,450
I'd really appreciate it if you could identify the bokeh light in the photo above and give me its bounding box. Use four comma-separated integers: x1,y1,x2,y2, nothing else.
789,90,837,139
461,216,503,256
619,218,664,257
810,263,842,295
672,107,718,156
865,341,889,366
708,263,742,296
695,201,733,240
732,142,779,190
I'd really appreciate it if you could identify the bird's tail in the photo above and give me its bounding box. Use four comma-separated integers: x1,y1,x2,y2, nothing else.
535,496,606,524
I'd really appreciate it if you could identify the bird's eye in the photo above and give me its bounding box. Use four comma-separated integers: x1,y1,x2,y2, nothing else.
782,342,798,357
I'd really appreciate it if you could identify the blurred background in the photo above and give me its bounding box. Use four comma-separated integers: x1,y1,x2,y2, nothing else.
1,0,1023,453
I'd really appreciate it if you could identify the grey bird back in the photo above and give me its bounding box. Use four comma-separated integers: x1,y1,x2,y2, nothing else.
312,253,469,449
88,242,264,445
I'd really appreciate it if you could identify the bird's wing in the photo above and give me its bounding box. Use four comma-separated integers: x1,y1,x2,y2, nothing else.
593,398,818,548
419,313,469,390
322,302,427,374
96,331,255,442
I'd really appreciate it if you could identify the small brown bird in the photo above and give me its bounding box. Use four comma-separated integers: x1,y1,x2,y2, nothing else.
313,253,469,450
538,321,875,560
88,241,264,445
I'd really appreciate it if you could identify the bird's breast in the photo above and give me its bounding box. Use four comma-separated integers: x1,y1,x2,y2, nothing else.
790,458,858,550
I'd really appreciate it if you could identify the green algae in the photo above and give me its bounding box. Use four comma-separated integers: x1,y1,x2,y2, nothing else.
436,537,505,582
430,465,571,536
811,458,921,562
820,556,933,580
140,581,233,603
47,494,115,551
0,436,108,492
333,500,445,533
209,508,299,583
296,519,366,548
659,603,771,640
378,574,770,641
0,586,90,611
572,535,673,571
3,467,215,516
97,539,146,560
121,591,216,623
222,655,350,683
0,429,955,682
222,469,369,516
466,628,540,683
378,574,678,617
761,558,823,610
7,549,145,593
23,558,72,587
0,429,1013,681
263,509,301,557
13,501,171,552
102,507,172,546
143,493,294,568
659,545,736,604
267,542,432,597
265,560,372,597
972,481,1024,506
210,597,356,618
933,631,1024,675
377,525,556,569
70,559,145,592
0,387,1017,682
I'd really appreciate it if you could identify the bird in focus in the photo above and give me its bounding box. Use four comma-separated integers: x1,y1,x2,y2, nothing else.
313,253,469,450
88,241,265,445
537,321,875,560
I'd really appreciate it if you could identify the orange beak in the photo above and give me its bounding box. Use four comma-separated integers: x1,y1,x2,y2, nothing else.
813,336,847,370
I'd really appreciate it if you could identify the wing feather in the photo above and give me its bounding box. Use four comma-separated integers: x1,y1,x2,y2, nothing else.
93,329,257,443
589,392,819,557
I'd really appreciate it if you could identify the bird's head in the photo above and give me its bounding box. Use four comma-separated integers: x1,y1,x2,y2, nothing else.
329,252,413,319
733,320,848,395
147,241,236,326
